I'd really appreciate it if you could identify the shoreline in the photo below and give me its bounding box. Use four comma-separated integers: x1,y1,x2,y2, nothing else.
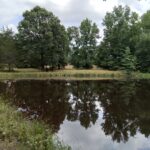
0,69,149,80
0,97,70,150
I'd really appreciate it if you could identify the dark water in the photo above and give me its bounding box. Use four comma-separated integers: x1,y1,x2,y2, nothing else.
0,79,150,150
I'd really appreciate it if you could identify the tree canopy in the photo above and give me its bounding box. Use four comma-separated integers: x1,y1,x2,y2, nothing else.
96,5,141,70
136,10,150,72
68,18,99,68
0,28,16,71
17,6,68,70
0,5,149,73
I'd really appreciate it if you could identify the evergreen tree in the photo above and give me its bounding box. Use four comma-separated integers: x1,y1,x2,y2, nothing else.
121,47,136,72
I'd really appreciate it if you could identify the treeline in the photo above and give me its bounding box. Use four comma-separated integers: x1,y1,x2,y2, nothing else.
0,5,150,72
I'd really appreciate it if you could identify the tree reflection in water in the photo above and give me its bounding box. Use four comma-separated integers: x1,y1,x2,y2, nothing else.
0,79,149,143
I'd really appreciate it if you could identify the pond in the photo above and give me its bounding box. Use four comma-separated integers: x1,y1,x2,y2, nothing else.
0,79,150,150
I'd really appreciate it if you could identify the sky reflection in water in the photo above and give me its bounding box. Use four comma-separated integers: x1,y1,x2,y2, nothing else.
0,80,150,150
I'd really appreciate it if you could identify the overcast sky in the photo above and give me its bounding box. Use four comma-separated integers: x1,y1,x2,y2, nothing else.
0,0,150,33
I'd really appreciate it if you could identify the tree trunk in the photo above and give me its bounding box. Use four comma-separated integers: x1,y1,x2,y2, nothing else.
40,51,44,70
8,64,11,72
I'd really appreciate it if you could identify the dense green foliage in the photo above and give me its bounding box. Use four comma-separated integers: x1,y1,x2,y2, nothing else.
136,10,150,72
67,19,99,68
0,5,149,72
17,6,68,70
121,47,137,72
0,97,70,150
0,28,17,71
96,5,141,71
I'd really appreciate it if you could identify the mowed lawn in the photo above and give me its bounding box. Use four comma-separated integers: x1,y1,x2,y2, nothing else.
0,66,123,80
0,65,149,80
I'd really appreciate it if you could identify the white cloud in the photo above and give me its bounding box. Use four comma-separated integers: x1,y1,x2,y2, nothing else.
7,24,18,33
57,118,150,150
0,0,150,32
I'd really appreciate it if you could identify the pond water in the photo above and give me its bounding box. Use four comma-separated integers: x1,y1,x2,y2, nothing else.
0,79,150,150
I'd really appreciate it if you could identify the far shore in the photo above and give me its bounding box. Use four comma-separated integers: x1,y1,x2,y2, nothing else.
0,67,149,80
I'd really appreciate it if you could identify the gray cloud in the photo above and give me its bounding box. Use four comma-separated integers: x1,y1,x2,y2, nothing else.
0,0,150,33
57,0,103,26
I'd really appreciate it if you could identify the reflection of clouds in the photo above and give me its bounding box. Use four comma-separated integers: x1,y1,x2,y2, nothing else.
57,119,109,150
117,133,150,150
68,91,101,128
95,101,101,111
59,82,150,149
68,93,83,110
57,119,150,150
1,79,150,150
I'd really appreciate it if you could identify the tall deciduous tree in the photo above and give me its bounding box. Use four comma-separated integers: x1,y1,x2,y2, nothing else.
17,6,68,70
68,18,99,68
136,10,150,72
96,5,141,70
0,28,16,71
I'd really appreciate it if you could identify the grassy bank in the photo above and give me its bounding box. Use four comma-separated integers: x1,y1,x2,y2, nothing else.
133,72,150,79
0,97,70,150
0,69,124,80
0,68,149,80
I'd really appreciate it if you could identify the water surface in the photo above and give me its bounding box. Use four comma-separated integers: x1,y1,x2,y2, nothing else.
0,80,150,150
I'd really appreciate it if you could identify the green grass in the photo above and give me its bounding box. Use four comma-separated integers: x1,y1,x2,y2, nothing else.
133,72,150,79
0,68,124,80
0,97,70,150
0,68,149,80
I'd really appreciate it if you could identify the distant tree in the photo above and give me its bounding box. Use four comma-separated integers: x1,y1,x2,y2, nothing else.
0,28,16,71
136,34,150,72
141,10,150,31
17,6,68,70
67,27,80,63
136,10,150,72
96,5,141,70
68,19,99,68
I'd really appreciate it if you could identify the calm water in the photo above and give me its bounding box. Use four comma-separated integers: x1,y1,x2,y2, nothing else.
0,79,150,150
